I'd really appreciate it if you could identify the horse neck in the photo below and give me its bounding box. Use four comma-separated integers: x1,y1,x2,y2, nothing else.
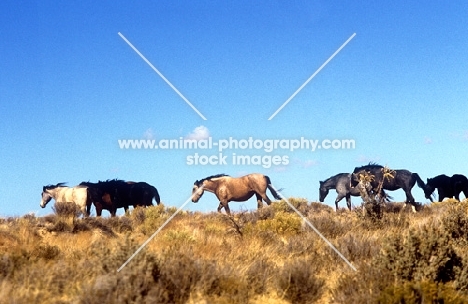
202,179,220,193
47,187,67,199
322,177,338,189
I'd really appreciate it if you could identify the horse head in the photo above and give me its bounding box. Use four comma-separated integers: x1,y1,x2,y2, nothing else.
192,180,204,203
424,178,435,201
40,188,53,208
318,181,329,202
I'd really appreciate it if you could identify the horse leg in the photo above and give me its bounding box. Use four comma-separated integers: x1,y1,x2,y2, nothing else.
345,194,352,211
86,200,92,217
255,193,264,209
259,192,272,206
217,201,231,216
94,202,103,217
223,203,231,216
334,193,346,211
404,189,417,213
110,207,117,217
438,189,447,202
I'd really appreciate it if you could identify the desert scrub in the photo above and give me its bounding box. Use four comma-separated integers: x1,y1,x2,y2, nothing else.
52,200,83,218
276,257,325,304
271,197,309,214
376,225,464,285
136,204,179,235
378,280,468,303
440,203,468,241
244,211,302,235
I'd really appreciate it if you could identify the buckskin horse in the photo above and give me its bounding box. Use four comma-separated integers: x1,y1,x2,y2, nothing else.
192,173,282,215
350,163,426,211
40,182,90,216
424,174,468,202
319,173,390,211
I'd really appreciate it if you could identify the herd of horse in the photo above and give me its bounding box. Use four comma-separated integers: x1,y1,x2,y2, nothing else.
40,180,160,217
320,163,468,211
40,163,468,217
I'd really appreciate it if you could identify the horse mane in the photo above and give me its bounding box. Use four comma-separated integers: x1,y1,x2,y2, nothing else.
43,182,67,190
353,162,383,172
195,174,230,185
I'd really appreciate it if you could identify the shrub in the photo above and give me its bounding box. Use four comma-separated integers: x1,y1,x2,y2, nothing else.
33,244,60,261
375,226,463,284
379,281,468,303
254,211,302,235
441,204,468,241
52,201,82,218
276,258,324,304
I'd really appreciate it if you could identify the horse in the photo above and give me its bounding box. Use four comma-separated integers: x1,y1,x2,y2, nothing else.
109,180,160,210
80,180,161,216
80,181,116,216
40,182,90,216
192,173,281,215
424,174,468,202
350,163,426,210
319,173,390,211
451,174,468,200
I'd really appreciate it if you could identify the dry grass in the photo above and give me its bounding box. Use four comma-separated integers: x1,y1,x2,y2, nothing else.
1,199,468,303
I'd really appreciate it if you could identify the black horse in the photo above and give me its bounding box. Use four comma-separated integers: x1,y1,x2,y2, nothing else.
424,174,468,201
319,173,390,211
80,180,160,216
350,163,426,210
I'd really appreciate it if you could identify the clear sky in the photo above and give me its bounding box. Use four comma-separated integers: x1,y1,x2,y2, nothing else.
1,1,468,216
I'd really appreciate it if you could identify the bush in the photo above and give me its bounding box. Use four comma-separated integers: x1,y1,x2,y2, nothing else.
375,226,463,284
276,258,324,304
441,204,468,241
379,281,468,303
252,211,302,235
52,201,82,218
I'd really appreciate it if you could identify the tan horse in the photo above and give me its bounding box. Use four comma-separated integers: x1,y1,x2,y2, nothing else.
192,173,282,215
40,182,90,216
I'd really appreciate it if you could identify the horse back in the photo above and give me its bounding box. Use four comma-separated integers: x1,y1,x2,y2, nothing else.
72,186,89,205
56,187,74,203
214,175,259,201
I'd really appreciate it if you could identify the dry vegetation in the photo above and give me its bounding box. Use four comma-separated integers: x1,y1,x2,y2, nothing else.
1,199,468,303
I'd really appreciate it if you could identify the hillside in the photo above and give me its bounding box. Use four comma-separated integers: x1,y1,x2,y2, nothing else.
1,199,468,303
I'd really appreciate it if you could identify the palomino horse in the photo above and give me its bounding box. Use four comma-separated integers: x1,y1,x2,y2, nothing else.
319,173,390,211
40,182,90,216
192,173,281,215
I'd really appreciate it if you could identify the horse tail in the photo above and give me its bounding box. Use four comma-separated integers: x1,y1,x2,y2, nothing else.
381,190,393,202
264,175,282,200
412,173,426,189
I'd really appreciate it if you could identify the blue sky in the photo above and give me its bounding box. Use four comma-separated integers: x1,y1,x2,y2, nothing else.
1,1,468,216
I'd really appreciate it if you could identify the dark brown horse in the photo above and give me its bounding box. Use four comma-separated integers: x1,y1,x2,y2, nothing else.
192,173,281,215
424,174,468,201
80,180,160,216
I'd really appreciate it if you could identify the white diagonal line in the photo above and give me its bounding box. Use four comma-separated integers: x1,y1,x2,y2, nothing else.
117,186,203,272
268,33,356,120
269,184,357,272
118,32,207,120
